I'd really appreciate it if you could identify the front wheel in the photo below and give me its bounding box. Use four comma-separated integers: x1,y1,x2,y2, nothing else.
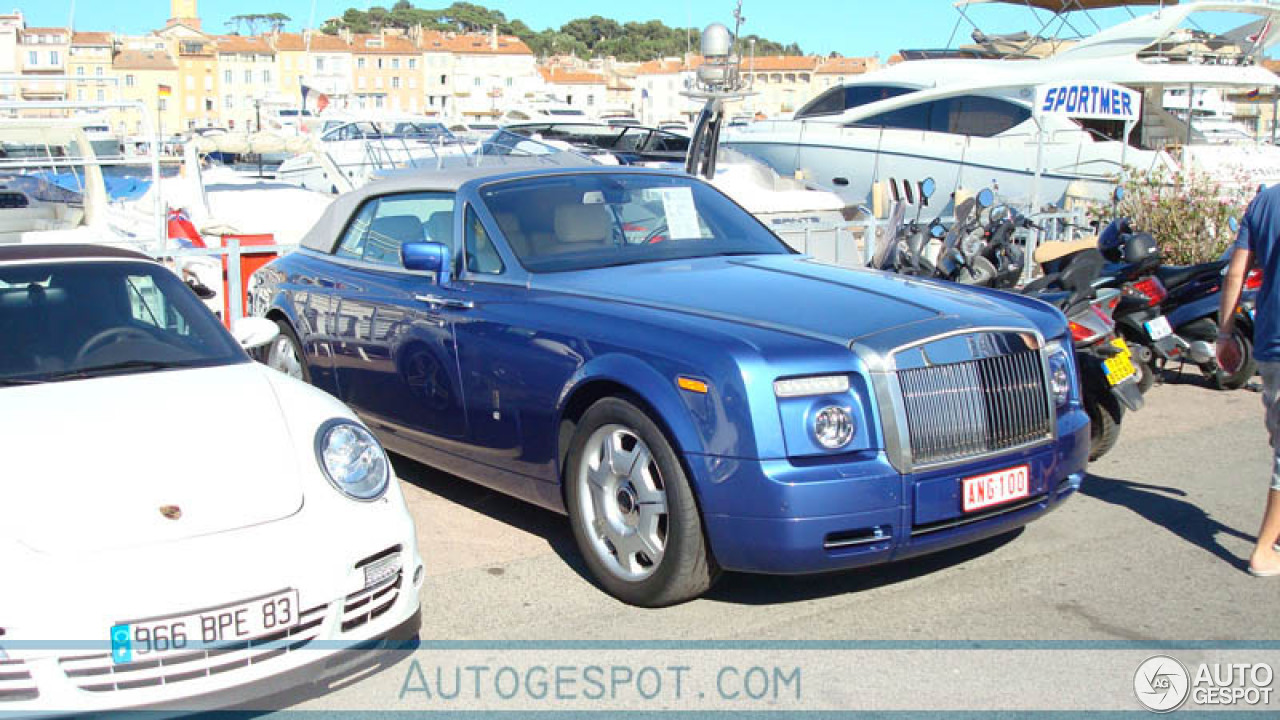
565,397,719,607
265,319,310,383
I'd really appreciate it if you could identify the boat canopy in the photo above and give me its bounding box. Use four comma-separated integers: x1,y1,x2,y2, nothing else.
956,0,1175,10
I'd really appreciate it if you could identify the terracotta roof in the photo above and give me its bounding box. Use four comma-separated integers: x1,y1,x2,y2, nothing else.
635,59,687,76
21,27,69,40
421,31,532,55
351,33,417,54
744,55,819,72
539,67,606,85
72,31,112,47
215,35,274,54
112,49,177,71
271,32,351,52
816,56,871,74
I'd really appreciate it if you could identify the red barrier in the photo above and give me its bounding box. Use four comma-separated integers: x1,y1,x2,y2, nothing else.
221,234,277,327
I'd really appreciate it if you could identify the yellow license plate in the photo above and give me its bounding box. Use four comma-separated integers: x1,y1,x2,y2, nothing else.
1103,338,1136,385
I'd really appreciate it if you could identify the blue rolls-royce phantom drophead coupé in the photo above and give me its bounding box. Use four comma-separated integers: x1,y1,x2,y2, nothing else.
249,166,1089,606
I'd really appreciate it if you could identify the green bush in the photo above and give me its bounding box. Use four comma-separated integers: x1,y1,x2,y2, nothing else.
1096,166,1249,265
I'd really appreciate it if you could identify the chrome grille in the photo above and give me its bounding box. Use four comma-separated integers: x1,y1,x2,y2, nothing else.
0,659,37,702
58,603,326,693
897,348,1051,466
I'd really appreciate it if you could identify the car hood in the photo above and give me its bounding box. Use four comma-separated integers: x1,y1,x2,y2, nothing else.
0,363,304,555
532,255,1036,348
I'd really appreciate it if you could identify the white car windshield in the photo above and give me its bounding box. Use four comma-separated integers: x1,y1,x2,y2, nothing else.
0,260,245,385
480,173,791,273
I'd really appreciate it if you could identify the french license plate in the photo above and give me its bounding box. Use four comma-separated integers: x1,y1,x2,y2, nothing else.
110,590,298,664
963,465,1030,513
1103,338,1137,386
1144,316,1173,341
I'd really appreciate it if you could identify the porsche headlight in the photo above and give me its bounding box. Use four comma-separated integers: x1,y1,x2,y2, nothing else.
315,420,390,501
1046,340,1073,408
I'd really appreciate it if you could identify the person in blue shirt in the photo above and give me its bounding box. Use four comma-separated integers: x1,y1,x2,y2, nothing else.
1220,185,1280,577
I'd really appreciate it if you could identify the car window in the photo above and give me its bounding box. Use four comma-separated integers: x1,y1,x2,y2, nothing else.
464,206,504,275
481,173,790,273
0,260,244,382
334,192,455,268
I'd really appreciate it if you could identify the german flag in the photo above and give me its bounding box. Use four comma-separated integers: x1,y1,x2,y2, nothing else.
157,84,172,98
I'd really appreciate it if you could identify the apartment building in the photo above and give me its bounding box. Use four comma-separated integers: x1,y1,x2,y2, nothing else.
538,66,607,115
272,31,353,110
67,32,114,104
634,59,698,126
0,11,22,101
425,30,537,121
18,26,68,102
216,35,277,130
350,30,420,113
112,47,180,138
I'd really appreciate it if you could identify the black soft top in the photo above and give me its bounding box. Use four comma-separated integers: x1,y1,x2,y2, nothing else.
0,244,154,264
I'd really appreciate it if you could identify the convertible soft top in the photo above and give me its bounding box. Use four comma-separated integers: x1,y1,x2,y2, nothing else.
298,165,686,254
0,243,152,263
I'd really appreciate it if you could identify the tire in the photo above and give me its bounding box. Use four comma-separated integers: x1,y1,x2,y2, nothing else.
264,318,310,383
1085,393,1123,461
1135,357,1156,394
1204,330,1256,391
564,397,719,607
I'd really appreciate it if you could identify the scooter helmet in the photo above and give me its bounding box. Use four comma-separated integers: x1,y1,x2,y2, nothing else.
1097,218,1132,262
1122,232,1159,265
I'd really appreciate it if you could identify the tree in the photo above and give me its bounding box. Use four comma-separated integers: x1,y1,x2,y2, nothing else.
320,3,804,59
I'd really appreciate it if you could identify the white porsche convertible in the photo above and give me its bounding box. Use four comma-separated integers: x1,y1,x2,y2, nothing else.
0,244,423,715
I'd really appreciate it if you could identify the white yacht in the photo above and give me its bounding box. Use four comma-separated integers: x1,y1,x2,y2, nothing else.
500,98,595,124
275,117,473,193
1163,86,1258,144
723,0,1280,210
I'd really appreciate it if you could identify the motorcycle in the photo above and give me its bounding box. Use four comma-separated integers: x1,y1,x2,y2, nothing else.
1021,256,1144,460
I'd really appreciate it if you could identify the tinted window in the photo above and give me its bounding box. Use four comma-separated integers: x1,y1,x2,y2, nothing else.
853,95,1030,137
0,260,243,382
796,85,913,118
481,174,790,273
334,192,455,267
936,95,1031,137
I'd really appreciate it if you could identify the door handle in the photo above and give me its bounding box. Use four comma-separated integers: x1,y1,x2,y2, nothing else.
414,294,475,310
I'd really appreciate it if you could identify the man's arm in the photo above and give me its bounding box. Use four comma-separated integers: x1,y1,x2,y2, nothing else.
1218,247,1254,336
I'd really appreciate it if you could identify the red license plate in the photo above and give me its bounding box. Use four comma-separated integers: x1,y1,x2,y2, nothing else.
962,465,1030,513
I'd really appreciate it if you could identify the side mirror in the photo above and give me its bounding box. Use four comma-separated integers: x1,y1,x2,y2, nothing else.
402,242,452,283
919,177,936,201
231,316,279,351
1230,217,1240,233
977,188,995,209
1113,185,1125,203
930,223,946,239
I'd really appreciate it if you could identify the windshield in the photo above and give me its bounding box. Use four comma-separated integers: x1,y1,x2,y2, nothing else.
480,173,792,273
0,260,246,385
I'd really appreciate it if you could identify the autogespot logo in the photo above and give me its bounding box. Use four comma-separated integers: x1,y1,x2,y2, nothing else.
1134,655,1191,713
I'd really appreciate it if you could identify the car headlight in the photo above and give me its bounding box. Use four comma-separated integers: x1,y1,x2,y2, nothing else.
813,405,856,450
315,420,390,501
1046,340,1073,408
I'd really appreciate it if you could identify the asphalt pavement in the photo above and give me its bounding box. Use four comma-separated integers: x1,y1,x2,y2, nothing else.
272,369,1279,713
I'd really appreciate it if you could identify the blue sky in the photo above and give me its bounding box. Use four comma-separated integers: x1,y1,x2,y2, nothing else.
20,1,1251,60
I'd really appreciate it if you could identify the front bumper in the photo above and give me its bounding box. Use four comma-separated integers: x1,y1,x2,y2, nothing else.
0,486,424,717
695,409,1090,574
